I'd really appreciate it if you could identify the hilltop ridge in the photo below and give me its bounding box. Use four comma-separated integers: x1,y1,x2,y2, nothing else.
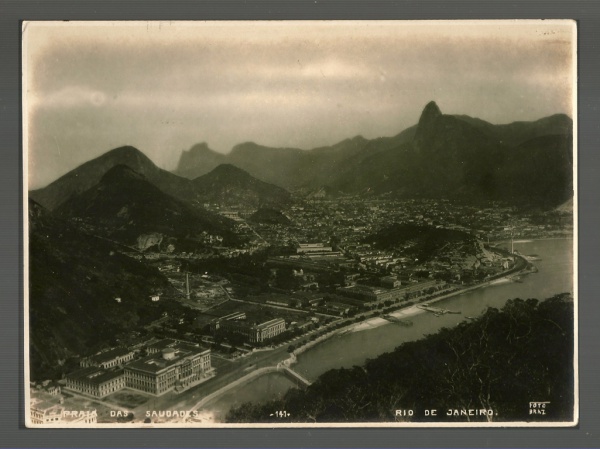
33,101,574,210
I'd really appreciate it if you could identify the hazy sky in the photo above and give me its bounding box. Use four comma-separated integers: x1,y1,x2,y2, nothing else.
24,20,575,189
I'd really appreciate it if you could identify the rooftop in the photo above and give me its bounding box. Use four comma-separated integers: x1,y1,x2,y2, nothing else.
89,347,132,364
66,367,124,385
219,311,247,321
146,338,179,352
255,318,286,330
127,340,209,374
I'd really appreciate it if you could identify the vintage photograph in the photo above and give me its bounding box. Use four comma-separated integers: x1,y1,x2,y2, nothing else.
23,20,576,427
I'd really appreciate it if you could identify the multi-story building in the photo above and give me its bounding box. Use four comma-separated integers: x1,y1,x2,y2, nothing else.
380,276,402,289
65,339,212,398
297,242,332,254
211,313,286,343
29,396,63,424
80,347,135,369
210,312,247,332
124,340,212,395
252,318,286,343
65,367,126,398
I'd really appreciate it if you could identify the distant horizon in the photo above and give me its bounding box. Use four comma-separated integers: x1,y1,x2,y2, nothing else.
28,104,574,191
24,21,575,190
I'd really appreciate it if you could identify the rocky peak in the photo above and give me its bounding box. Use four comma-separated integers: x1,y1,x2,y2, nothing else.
418,101,442,127
176,142,226,177
187,142,213,154
414,101,444,151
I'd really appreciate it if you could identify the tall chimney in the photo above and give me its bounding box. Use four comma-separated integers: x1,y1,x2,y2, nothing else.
186,272,190,300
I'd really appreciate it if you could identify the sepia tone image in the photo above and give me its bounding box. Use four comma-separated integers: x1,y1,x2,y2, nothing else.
23,20,576,427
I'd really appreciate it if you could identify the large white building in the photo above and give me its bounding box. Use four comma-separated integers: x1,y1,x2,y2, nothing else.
65,339,213,398
124,340,212,395
211,313,287,343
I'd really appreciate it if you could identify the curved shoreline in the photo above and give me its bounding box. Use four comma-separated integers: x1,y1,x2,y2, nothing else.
193,254,536,414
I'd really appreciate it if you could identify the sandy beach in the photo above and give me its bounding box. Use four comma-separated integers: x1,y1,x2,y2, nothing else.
348,305,427,333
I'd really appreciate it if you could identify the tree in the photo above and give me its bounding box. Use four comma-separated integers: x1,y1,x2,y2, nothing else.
275,268,300,290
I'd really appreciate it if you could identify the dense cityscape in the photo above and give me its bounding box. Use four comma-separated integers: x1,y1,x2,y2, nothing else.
29,193,573,424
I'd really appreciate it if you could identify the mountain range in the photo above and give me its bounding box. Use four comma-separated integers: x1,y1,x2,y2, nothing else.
30,146,195,211
175,127,417,191
30,146,292,213
54,164,238,248
30,101,573,211
175,101,573,208
26,101,574,380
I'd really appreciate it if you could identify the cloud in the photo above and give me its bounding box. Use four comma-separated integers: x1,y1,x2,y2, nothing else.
24,21,575,189
31,86,108,109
